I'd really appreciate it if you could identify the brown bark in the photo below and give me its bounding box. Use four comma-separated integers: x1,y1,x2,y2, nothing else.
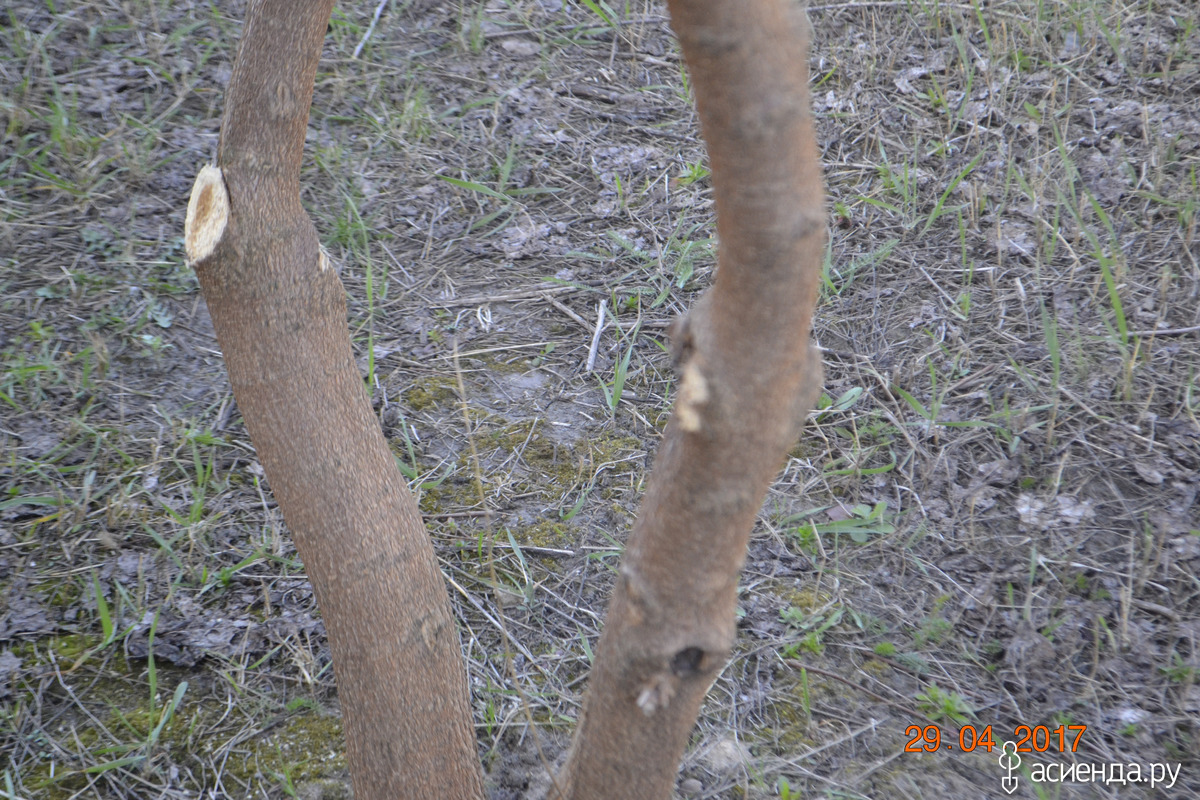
186,0,822,797
555,1,825,797
183,2,484,798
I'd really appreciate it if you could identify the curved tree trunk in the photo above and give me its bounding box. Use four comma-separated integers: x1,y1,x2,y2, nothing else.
183,2,484,797
555,1,824,796
185,1,822,798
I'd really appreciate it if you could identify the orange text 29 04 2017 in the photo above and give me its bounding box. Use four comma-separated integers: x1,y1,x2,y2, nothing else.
903,724,1088,754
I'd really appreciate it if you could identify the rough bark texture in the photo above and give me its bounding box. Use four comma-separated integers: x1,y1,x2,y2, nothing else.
183,2,485,798
556,1,825,797
187,0,821,797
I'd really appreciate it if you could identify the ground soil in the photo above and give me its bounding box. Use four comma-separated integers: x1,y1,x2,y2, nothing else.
2,1,1198,798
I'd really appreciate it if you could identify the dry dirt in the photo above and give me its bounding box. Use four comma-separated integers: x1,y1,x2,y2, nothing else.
2,1,1198,799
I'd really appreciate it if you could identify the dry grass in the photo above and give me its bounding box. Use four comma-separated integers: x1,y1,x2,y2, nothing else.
1,0,1197,798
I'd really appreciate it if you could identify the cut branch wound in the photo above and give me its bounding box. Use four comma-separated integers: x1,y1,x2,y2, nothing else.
184,165,229,264
670,292,713,433
676,360,710,432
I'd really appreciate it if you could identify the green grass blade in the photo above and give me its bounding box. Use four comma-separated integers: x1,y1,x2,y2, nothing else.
919,150,985,235
437,174,510,201
91,570,115,646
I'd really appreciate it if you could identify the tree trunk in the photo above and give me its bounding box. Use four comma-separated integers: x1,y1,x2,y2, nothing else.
183,2,484,797
555,1,824,796
185,1,823,799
